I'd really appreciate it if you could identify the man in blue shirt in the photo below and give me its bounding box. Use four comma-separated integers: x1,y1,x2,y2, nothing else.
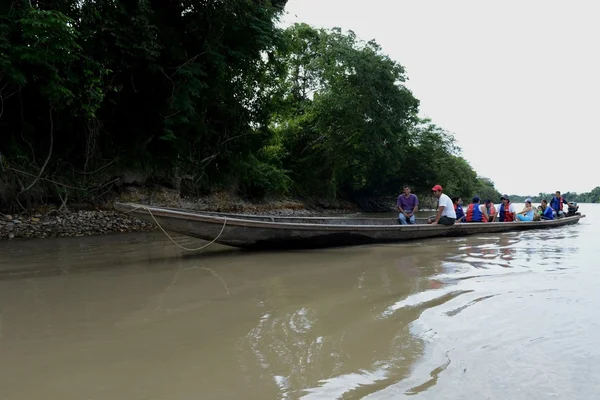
540,199,554,220
550,191,569,218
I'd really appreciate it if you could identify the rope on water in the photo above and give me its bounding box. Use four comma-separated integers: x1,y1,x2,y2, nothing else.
124,205,227,251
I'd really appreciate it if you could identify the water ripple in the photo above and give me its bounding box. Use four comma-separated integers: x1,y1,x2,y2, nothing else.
365,210,596,399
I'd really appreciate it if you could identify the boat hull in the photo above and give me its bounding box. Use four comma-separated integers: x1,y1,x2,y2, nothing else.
114,203,585,250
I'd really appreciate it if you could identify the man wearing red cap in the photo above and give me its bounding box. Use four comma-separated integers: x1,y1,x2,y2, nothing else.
427,184,456,225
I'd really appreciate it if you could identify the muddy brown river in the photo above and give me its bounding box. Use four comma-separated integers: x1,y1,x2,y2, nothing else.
0,205,598,399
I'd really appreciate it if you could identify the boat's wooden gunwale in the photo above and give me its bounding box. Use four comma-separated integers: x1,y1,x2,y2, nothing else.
114,202,584,232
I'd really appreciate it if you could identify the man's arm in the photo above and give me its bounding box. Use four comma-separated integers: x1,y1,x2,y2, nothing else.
481,205,489,220
397,198,404,212
433,206,444,224
409,197,419,216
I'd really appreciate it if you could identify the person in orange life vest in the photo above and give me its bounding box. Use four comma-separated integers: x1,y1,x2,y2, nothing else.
465,196,489,222
484,199,497,222
452,197,465,223
550,191,569,218
497,194,517,222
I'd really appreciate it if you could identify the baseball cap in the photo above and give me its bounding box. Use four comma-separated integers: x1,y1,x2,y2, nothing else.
525,198,532,203
431,185,443,191
500,194,510,201
472,196,481,203
484,199,491,204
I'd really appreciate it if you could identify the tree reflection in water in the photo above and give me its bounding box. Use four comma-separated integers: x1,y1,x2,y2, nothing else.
235,247,465,399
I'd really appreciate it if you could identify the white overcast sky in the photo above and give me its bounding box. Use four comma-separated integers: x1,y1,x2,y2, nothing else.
280,0,598,195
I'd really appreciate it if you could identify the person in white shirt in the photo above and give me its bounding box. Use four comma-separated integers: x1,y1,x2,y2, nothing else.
427,184,456,226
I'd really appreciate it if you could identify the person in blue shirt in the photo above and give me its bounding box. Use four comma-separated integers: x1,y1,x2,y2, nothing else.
550,191,569,218
540,199,554,220
516,198,535,221
452,197,465,223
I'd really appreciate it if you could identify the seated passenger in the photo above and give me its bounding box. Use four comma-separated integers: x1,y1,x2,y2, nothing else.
516,198,535,221
427,185,456,226
397,185,419,225
550,191,568,218
497,194,517,222
465,196,489,223
540,199,554,220
452,197,465,223
534,205,544,221
566,201,579,217
484,199,497,222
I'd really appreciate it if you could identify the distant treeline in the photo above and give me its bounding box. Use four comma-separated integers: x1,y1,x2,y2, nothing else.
0,1,500,210
509,187,600,203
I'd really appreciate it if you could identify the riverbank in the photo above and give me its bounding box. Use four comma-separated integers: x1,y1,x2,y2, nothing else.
0,185,440,240
0,186,365,240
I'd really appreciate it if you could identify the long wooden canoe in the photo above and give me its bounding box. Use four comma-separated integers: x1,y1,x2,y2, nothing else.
114,202,586,249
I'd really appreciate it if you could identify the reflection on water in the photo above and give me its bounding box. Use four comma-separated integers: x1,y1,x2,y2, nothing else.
0,207,598,399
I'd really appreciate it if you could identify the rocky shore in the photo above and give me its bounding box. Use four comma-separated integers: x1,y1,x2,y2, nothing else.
0,186,370,241
1,185,442,241
0,210,156,240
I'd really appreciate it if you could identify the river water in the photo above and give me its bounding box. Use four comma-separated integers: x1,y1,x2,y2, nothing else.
0,205,598,399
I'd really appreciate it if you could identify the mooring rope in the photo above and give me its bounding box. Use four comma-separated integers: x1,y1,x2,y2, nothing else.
124,205,227,251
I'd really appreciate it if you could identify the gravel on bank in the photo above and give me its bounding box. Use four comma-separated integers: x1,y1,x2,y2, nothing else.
0,187,387,241
0,210,155,240
0,205,361,241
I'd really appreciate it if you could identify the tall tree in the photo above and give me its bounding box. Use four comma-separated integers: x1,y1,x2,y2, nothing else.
1,4,503,211
272,24,420,198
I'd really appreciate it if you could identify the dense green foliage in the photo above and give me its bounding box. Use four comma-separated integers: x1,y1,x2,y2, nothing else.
473,178,502,203
0,1,500,210
510,187,600,204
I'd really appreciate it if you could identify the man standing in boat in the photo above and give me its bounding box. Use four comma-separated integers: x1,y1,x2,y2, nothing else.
397,185,419,225
427,185,456,226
